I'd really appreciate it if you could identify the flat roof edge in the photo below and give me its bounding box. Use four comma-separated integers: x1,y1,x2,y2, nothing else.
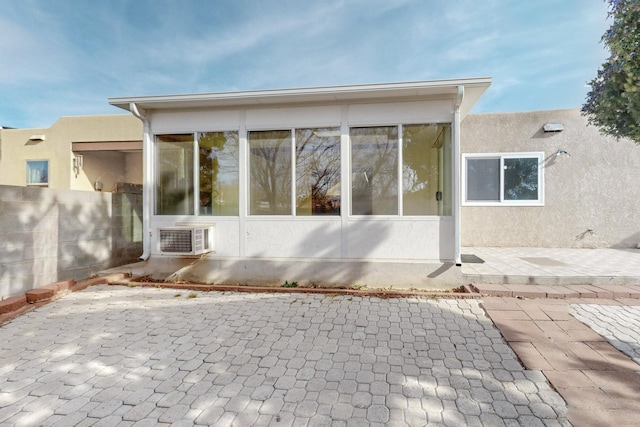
109,77,492,110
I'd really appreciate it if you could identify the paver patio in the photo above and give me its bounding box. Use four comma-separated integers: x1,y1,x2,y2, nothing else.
0,285,569,426
482,296,640,427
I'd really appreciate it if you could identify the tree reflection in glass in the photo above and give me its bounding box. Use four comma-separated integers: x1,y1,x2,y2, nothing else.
295,128,341,216
504,158,538,200
198,131,239,215
249,130,292,215
350,126,398,215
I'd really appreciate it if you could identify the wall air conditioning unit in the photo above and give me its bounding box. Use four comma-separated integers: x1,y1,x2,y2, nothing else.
158,227,214,255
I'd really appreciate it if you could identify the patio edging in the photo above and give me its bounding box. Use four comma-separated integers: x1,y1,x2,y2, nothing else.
0,273,129,325
108,277,480,299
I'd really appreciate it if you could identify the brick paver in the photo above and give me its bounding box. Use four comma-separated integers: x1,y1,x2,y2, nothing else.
483,297,640,427
0,285,569,426
571,304,640,365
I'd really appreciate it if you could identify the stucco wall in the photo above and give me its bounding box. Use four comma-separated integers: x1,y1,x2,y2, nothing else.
0,185,142,298
461,109,640,248
0,114,142,191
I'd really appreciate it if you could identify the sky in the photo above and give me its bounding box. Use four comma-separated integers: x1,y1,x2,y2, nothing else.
1,0,611,129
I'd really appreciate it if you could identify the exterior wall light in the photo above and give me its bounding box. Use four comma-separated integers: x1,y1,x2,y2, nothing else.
73,154,83,169
543,123,564,132
73,154,83,177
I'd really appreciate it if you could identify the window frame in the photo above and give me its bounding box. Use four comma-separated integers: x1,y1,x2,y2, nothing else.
246,126,343,217
462,152,545,206
247,129,294,216
348,122,453,217
349,125,399,216
154,130,240,217
152,121,454,218
197,131,240,216
26,160,49,187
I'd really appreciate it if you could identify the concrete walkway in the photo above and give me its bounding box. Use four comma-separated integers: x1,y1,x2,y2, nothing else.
0,285,569,427
462,247,640,286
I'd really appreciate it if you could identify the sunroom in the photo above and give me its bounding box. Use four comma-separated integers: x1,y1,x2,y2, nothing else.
109,78,491,287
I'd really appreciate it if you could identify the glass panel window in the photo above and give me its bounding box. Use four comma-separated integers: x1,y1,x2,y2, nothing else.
156,134,194,215
198,131,239,215
26,160,49,186
350,126,398,215
402,124,452,215
464,153,543,205
467,158,500,201
504,157,538,201
295,128,341,216
249,130,292,215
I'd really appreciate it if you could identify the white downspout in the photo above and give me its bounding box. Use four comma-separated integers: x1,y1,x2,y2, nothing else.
129,102,151,261
453,86,464,266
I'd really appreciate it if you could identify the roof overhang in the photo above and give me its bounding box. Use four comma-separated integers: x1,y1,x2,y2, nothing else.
72,140,142,152
109,77,491,119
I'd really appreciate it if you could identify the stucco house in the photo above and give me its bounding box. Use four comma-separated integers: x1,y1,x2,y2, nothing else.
108,78,640,288
0,115,142,192
109,79,491,287
461,108,640,250
0,116,145,297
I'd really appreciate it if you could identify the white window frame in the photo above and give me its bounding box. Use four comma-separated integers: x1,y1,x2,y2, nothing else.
154,131,241,217
348,122,453,217
26,159,49,187
462,152,544,206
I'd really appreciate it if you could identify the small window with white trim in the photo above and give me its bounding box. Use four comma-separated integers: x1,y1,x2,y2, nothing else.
26,160,49,187
463,152,544,206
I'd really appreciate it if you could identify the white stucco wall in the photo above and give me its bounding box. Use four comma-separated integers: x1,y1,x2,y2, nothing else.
461,109,640,248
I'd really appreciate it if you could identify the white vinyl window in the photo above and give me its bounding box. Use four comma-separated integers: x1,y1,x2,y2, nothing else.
350,124,452,216
463,152,544,206
26,160,49,187
248,127,341,216
155,132,239,216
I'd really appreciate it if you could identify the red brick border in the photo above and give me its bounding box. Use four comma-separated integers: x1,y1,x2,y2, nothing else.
0,274,128,325
0,295,27,314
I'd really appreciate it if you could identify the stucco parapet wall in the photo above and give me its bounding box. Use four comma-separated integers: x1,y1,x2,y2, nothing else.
36,114,142,141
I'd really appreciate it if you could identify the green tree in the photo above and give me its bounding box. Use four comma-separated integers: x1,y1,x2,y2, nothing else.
583,0,640,144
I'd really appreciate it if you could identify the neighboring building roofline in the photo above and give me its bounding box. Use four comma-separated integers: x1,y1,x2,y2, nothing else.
467,108,581,116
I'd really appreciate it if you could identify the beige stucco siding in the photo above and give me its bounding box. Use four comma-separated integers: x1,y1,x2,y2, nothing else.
461,109,640,248
0,115,142,191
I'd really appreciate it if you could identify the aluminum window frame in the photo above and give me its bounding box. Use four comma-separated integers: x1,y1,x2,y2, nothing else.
462,152,545,206
154,131,240,216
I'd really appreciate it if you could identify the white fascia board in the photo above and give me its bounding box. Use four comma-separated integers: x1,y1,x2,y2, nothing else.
109,77,491,113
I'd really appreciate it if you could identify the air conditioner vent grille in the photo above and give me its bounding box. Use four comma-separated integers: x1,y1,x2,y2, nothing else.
160,229,194,253
157,226,214,255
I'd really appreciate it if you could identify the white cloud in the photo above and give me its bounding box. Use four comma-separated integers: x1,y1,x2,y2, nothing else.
0,0,617,127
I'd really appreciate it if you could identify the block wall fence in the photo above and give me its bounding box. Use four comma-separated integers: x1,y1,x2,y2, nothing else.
0,185,142,298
